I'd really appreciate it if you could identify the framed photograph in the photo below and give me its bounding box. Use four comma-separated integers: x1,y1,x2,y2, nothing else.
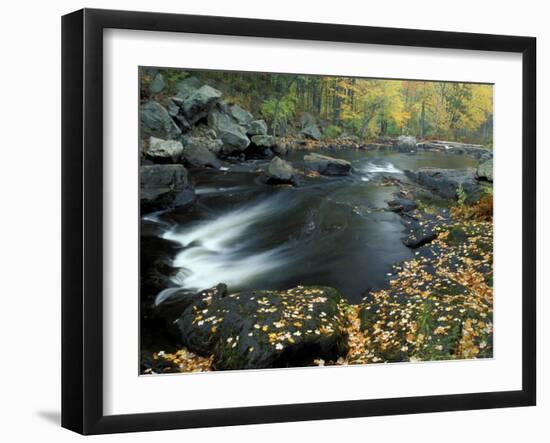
62,8,536,435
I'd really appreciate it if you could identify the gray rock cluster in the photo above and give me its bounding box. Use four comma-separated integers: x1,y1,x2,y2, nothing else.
140,76,290,213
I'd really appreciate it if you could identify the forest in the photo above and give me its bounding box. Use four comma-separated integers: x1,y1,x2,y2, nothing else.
142,69,493,145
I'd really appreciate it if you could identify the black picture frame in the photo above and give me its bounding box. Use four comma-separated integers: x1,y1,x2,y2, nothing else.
62,8,537,435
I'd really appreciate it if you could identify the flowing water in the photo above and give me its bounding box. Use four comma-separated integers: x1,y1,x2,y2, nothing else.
151,150,477,303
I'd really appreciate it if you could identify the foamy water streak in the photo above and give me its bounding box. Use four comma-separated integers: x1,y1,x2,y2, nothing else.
361,161,403,174
161,199,290,293
195,185,248,195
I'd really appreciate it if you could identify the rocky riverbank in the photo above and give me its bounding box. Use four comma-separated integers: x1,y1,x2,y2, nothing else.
139,72,494,374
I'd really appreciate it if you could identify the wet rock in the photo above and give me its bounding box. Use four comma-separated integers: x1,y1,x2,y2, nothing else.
146,136,184,163
140,101,182,141
476,158,493,182
264,156,296,185
208,105,250,153
170,285,349,370
304,153,352,176
181,143,221,169
405,168,484,204
387,196,417,213
400,209,442,248
402,224,437,248
300,113,322,140
140,164,194,213
248,119,268,136
180,85,222,125
140,225,181,303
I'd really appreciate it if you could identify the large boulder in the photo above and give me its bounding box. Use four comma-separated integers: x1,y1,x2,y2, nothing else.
251,134,277,148
405,168,484,203
174,76,203,100
248,119,268,136
227,104,254,127
183,136,224,156
476,158,493,182
396,135,417,152
180,85,222,125
168,285,349,370
146,136,183,163
208,106,250,153
264,156,296,185
304,153,352,176
140,101,182,141
140,164,194,213
300,113,322,140
181,143,221,169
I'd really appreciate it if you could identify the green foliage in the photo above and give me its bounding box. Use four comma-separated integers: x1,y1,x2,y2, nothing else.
456,184,467,206
322,124,342,140
260,95,297,134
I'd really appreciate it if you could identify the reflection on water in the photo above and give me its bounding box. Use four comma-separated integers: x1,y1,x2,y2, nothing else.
151,150,477,303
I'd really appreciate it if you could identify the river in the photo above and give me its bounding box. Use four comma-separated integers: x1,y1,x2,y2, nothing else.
147,150,477,303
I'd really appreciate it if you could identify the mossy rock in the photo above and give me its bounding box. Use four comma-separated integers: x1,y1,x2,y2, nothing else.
174,285,349,370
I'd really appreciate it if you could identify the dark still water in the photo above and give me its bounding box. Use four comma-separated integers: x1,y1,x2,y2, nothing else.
148,150,477,303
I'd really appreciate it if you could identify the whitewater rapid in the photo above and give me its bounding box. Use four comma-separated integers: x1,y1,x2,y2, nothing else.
161,198,293,293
